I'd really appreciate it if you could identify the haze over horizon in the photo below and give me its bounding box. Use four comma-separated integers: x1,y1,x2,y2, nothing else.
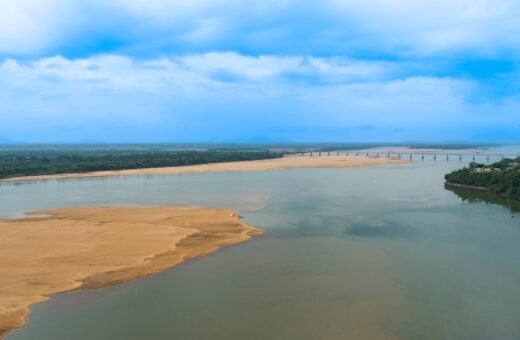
1,1,519,143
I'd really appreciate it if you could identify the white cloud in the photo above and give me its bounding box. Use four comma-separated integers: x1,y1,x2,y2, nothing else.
1,53,401,88
1,0,519,57
0,52,517,142
0,0,69,55
328,0,520,55
176,53,303,80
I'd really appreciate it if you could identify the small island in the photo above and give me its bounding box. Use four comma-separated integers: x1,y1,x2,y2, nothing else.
0,206,264,338
445,157,520,201
1,154,406,183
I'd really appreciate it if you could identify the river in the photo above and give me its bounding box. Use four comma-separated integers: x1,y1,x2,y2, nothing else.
3,147,520,339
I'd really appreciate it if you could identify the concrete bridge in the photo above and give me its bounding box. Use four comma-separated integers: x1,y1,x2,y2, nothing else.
289,151,519,163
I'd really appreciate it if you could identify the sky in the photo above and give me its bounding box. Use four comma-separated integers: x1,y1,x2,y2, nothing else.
0,0,519,143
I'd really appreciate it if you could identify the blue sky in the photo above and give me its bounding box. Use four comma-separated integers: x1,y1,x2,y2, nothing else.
0,0,519,143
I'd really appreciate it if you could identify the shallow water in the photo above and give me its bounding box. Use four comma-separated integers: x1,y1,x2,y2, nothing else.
3,151,520,339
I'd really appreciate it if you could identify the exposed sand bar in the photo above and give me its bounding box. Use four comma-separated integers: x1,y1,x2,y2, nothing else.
0,206,263,338
1,155,406,183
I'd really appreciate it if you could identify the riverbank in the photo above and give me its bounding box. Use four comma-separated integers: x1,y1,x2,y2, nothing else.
444,157,520,202
0,206,263,338
1,155,406,183
444,182,487,191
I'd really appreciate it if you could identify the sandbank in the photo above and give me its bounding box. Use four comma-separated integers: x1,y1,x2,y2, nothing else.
0,206,263,338
1,155,406,183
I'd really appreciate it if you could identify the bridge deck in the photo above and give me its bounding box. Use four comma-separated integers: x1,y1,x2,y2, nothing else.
288,151,519,162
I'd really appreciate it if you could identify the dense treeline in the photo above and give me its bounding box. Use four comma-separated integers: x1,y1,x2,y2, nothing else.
0,150,283,179
445,157,520,201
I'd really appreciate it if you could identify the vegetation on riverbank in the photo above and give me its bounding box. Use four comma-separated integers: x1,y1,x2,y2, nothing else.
445,157,520,201
0,149,283,180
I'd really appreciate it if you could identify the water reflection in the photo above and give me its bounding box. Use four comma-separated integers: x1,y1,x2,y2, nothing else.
344,221,418,238
445,184,520,213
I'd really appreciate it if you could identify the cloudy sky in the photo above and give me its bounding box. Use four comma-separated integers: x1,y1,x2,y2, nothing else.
1,0,519,143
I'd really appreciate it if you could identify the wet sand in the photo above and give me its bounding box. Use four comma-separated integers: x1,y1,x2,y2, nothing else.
0,206,263,338
1,155,405,183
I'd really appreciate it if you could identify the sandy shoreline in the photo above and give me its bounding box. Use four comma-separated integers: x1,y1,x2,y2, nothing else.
1,155,406,183
0,206,263,338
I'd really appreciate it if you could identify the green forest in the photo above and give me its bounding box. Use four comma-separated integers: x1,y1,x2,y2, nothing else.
445,157,520,201
0,149,283,180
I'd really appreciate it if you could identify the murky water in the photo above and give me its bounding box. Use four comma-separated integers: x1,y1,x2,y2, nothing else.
3,150,520,339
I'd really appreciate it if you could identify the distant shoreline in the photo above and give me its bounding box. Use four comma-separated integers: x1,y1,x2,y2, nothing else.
1,155,407,183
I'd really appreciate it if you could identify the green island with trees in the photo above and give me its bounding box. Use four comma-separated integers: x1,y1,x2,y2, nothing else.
445,157,520,202
0,148,283,180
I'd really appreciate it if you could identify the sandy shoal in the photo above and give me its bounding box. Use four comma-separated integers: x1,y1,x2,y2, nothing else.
0,206,263,338
1,155,406,183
